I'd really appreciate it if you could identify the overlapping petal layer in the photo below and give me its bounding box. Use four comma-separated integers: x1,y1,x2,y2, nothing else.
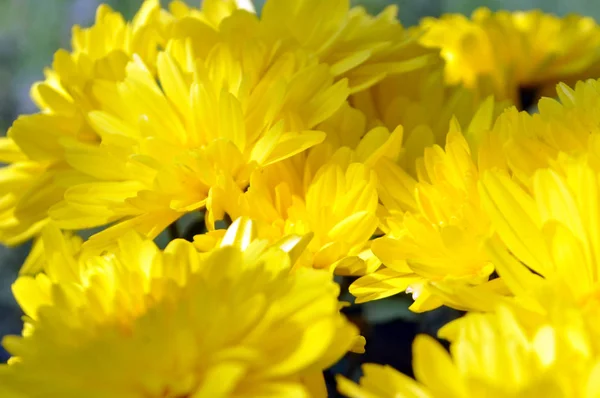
0,219,358,398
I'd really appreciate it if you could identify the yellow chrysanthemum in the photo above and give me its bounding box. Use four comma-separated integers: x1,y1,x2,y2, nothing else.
536,79,600,146
258,0,434,93
301,17,506,178
165,0,256,31
419,8,600,105
348,75,600,312
0,0,437,254
349,54,511,176
507,78,600,176
317,103,417,222
338,297,600,398
349,100,508,311
0,140,54,244
0,218,358,397
400,79,600,312
33,0,161,115
201,138,390,275
457,78,600,191
47,9,350,252
0,1,162,246
163,0,439,184
479,158,600,310
163,0,434,93
17,229,83,277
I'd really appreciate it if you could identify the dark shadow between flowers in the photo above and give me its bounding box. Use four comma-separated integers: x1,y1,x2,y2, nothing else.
325,274,464,397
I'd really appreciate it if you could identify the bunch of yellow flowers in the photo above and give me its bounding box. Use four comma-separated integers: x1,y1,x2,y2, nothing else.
2,0,600,396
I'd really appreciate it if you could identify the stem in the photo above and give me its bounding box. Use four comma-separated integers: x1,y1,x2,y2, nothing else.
167,222,180,241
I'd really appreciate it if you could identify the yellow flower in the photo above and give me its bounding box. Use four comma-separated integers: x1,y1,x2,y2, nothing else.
165,0,434,93
349,77,600,312
338,363,431,398
166,0,256,30
419,8,600,105
0,1,162,246
404,80,600,312
0,218,358,397
338,300,600,398
527,78,600,162
349,54,510,175
203,140,385,275
479,158,600,309
33,0,161,115
17,230,83,277
467,78,600,188
0,140,57,244
259,0,434,93
350,101,504,311
47,10,349,252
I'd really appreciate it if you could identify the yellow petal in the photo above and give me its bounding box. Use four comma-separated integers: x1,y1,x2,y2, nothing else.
479,170,553,275
350,268,420,304
413,334,467,398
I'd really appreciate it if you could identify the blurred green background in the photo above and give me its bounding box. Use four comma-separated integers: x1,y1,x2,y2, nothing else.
0,0,599,371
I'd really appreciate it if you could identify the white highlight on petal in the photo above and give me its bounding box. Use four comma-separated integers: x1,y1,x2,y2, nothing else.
236,0,256,13
406,284,421,300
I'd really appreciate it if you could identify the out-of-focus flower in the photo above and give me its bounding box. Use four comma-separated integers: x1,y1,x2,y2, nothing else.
0,0,163,246
0,218,358,397
338,296,600,398
258,0,435,93
350,59,510,176
479,158,600,312
16,229,82,277
164,0,435,93
419,8,600,106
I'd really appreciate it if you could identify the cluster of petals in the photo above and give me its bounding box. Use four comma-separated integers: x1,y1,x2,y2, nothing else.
3,0,600,397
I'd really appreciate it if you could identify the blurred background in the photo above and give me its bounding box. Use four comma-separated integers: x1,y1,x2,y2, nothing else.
0,0,599,391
